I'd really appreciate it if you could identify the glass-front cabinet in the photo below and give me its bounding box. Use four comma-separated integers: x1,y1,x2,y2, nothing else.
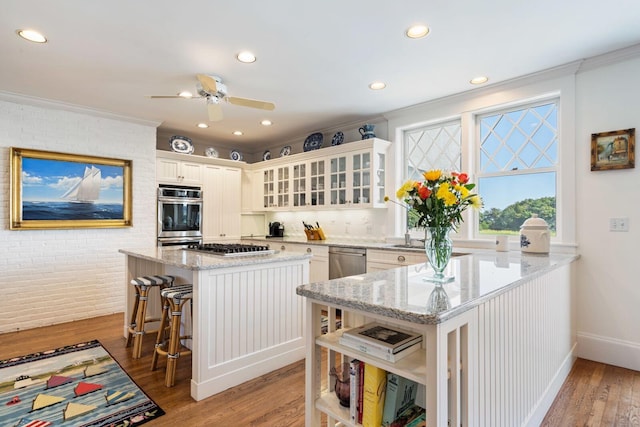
257,138,389,211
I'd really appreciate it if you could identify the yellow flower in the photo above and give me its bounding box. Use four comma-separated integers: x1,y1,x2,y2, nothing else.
396,180,416,199
469,195,483,209
423,169,442,182
436,183,457,206
457,185,470,198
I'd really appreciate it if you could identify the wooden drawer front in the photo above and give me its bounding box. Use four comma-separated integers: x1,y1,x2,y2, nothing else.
366,249,425,266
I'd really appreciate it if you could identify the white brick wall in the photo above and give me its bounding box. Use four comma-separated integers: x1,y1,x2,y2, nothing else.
0,99,157,333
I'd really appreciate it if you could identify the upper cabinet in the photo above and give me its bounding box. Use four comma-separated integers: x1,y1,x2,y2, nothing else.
157,156,203,185
255,138,390,211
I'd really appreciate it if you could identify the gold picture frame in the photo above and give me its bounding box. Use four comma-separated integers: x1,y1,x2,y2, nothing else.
591,128,635,171
10,147,132,230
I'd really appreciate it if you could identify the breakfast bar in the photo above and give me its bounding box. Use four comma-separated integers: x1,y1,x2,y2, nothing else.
119,245,311,401
297,251,579,426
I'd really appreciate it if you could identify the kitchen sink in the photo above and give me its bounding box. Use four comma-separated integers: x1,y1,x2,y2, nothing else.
390,244,423,249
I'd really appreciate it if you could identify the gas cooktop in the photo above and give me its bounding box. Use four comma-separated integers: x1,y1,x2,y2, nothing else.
185,243,276,257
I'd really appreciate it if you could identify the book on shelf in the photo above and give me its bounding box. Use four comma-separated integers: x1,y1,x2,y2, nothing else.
358,359,365,423
339,335,422,363
349,359,361,423
382,373,418,426
362,363,387,427
341,322,423,354
388,404,426,427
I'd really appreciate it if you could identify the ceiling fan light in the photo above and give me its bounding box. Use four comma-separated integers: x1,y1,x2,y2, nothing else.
16,29,47,43
236,51,256,63
233,130,243,136
261,120,272,126
470,76,489,85
178,91,193,98
369,81,386,90
197,123,209,128
406,25,429,39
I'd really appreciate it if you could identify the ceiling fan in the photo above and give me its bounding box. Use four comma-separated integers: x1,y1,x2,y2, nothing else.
149,74,275,122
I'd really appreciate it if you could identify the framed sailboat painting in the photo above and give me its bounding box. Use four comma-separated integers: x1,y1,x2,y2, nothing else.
9,147,132,229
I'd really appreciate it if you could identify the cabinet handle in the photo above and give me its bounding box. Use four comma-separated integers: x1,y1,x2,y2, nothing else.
398,255,406,262
306,248,312,253
281,245,286,250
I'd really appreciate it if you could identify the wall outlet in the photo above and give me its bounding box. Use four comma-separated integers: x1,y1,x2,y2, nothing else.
609,217,630,232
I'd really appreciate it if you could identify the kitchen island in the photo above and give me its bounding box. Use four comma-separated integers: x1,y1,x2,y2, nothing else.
119,246,311,401
297,251,579,427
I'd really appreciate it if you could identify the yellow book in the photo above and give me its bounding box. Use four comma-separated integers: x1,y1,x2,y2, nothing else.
362,363,387,427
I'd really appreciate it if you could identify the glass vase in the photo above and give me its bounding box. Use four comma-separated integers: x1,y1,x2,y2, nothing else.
424,226,454,282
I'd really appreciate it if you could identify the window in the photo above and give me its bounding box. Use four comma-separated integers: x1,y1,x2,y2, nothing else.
400,99,559,238
477,101,558,235
403,120,461,228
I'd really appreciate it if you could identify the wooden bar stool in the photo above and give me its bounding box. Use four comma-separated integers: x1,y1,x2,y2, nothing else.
126,275,175,359
150,284,193,387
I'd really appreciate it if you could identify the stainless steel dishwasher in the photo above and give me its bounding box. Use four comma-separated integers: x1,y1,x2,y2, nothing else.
328,246,367,279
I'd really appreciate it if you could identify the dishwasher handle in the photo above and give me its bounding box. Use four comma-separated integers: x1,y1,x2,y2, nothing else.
329,250,366,256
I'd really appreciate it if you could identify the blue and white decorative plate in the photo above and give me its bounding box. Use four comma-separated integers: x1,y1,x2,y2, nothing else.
263,150,271,161
230,150,243,161
280,145,292,157
303,132,323,152
170,135,194,154
205,147,219,158
331,131,344,146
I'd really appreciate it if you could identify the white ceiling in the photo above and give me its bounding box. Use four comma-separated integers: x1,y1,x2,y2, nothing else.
3,1,640,152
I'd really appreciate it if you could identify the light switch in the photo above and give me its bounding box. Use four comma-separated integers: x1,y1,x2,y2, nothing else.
609,217,630,232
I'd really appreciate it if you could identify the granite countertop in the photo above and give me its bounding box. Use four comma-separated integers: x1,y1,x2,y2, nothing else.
119,247,311,271
241,236,437,253
296,251,579,325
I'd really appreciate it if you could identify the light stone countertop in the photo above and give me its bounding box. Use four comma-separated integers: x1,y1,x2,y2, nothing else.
119,246,311,271
241,236,438,253
296,251,579,325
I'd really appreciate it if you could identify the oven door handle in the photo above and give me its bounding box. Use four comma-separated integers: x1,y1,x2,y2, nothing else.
158,197,203,203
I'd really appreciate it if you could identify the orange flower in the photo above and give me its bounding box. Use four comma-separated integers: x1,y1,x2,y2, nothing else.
417,184,431,199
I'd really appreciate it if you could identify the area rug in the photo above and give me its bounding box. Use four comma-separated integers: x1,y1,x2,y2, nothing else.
0,340,165,427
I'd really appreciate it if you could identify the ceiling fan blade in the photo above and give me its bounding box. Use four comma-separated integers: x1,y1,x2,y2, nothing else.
207,103,223,122
147,95,204,99
227,96,275,111
197,74,218,95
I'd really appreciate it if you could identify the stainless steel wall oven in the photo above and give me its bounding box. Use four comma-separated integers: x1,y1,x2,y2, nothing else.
157,185,203,246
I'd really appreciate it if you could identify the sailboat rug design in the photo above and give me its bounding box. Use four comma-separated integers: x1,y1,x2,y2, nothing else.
0,340,165,427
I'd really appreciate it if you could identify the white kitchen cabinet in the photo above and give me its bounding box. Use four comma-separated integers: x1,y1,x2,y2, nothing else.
292,159,327,208
202,165,241,240
366,248,427,272
275,242,329,283
253,139,389,211
157,156,203,185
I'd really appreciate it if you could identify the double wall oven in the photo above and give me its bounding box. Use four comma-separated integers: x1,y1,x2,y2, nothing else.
157,185,203,247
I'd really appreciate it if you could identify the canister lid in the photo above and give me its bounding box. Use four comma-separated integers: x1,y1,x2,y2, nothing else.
520,214,549,229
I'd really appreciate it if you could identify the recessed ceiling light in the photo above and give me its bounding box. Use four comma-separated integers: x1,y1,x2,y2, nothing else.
232,130,243,136
197,123,209,128
369,81,386,90
16,29,47,43
405,25,429,39
236,51,256,63
261,120,272,126
470,76,489,85
179,91,194,98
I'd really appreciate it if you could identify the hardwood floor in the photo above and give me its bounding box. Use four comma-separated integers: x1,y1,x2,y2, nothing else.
1,313,638,426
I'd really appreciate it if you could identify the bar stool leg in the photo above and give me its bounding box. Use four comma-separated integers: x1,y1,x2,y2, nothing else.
131,284,150,359
165,300,184,387
151,294,171,370
125,285,141,348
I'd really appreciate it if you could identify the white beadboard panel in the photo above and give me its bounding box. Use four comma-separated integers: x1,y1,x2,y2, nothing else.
476,264,575,427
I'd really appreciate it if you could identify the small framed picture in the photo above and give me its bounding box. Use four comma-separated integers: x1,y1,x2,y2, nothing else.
591,128,635,171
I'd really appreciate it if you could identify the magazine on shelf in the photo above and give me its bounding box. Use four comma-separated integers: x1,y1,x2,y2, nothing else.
340,336,422,363
341,322,422,352
349,359,361,423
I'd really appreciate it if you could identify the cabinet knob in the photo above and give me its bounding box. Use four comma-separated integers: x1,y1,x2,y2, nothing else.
306,248,312,253
398,255,406,262
281,245,286,251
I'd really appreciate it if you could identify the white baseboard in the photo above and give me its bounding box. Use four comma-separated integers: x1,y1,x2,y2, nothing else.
525,343,577,427
577,332,640,371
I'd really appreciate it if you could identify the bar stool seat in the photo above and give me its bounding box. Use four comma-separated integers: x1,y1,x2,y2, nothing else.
126,275,175,359
150,284,193,387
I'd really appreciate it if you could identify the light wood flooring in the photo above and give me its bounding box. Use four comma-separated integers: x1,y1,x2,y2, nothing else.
1,313,638,426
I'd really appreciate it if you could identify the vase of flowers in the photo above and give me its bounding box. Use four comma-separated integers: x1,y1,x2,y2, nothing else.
395,170,481,282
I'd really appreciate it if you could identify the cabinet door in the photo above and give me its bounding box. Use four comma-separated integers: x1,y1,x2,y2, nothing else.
157,158,180,183
277,243,329,283
203,165,241,240
276,166,290,208
329,155,348,206
181,161,203,185
262,168,275,209
292,162,307,207
350,150,372,206
309,159,327,207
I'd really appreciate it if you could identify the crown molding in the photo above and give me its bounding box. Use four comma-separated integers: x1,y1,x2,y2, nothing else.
577,42,640,73
0,91,161,128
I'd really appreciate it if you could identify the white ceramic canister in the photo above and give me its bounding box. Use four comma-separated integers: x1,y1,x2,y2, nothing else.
519,214,550,254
